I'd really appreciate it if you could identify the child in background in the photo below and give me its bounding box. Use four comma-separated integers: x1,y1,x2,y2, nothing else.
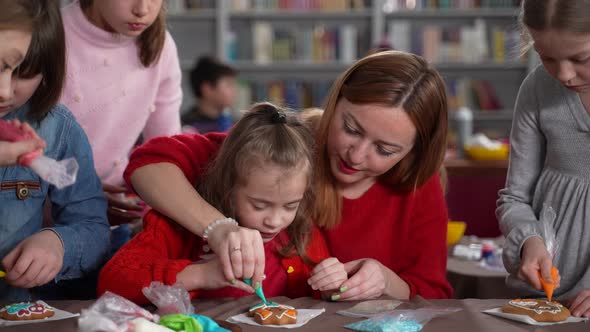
497,0,590,318
182,56,238,133
60,0,183,226
0,120,45,166
98,103,346,304
0,0,109,301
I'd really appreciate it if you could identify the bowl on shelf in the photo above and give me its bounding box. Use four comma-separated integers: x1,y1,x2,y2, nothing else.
447,221,467,246
464,144,509,161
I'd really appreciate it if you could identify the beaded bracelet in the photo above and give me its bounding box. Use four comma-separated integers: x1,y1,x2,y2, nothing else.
202,217,238,252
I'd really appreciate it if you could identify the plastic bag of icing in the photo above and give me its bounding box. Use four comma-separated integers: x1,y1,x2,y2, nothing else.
0,119,78,189
142,282,194,316
142,282,229,332
540,205,559,259
344,307,461,332
337,300,402,318
538,205,560,301
78,291,158,332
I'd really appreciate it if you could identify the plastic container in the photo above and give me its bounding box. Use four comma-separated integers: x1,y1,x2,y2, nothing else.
453,107,473,158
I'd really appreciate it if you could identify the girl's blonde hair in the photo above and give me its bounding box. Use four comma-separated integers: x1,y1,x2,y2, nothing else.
314,51,448,229
519,0,590,53
80,0,167,67
200,103,317,263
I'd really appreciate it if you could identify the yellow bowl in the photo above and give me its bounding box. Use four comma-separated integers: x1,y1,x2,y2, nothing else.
447,221,466,246
464,144,509,160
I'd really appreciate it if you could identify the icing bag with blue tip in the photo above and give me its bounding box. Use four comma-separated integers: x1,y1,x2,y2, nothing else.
244,278,267,304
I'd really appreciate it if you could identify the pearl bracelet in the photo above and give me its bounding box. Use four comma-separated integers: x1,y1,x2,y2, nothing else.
202,217,238,239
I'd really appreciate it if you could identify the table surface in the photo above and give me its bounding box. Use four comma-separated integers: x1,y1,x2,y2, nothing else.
2,296,587,332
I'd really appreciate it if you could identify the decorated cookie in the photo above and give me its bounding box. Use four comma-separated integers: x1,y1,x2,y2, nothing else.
0,301,55,321
247,302,297,325
501,299,570,322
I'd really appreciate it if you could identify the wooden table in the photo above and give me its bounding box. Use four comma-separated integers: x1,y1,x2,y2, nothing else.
2,295,586,331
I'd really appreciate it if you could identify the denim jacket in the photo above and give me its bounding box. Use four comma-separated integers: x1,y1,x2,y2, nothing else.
0,103,110,300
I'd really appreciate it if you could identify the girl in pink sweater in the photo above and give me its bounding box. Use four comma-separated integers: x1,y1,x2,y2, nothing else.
60,0,182,226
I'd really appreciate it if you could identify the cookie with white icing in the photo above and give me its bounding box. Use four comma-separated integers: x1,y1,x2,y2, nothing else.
0,301,55,321
501,299,570,322
248,302,297,325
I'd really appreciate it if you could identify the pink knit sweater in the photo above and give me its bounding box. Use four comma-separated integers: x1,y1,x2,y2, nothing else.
60,2,182,185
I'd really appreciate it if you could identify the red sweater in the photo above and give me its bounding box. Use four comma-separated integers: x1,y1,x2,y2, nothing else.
98,210,329,304
324,176,453,299
123,132,452,300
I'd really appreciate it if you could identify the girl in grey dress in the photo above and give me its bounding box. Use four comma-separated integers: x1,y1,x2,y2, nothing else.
497,0,590,318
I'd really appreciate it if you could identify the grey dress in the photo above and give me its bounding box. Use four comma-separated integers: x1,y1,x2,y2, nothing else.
497,65,590,301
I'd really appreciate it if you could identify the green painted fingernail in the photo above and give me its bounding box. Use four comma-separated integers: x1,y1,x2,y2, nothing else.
339,286,348,293
331,294,340,301
230,279,237,285
254,282,261,290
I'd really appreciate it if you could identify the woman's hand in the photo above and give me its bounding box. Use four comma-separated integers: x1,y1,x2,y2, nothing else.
328,258,410,301
569,289,590,318
333,259,388,301
1,230,64,288
308,257,348,293
176,256,253,293
103,183,144,225
206,223,265,288
519,236,560,290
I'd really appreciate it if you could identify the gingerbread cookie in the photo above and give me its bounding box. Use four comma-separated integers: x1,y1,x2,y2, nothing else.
0,301,55,321
501,299,570,322
248,302,297,325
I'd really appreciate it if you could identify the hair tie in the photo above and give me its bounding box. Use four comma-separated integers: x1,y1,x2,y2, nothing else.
271,111,287,124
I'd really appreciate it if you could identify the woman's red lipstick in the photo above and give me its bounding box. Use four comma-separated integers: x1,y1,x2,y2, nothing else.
338,158,359,175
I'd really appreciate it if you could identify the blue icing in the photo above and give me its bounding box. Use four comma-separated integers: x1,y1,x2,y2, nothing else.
345,317,423,332
6,303,32,315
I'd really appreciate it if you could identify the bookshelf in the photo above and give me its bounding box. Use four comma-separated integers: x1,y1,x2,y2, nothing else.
167,0,528,137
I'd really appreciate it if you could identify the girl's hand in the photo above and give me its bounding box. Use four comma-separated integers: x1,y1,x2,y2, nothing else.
569,289,590,318
103,183,144,225
206,223,265,288
0,120,45,166
519,236,560,291
176,256,253,293
1,230,64,288
308,257,348,292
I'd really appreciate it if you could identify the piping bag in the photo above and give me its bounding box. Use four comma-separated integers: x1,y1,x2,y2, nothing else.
244,278,268,304
0,119,78,189
537,205,560,302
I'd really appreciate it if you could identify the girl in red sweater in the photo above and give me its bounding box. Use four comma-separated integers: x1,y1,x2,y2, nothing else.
125,52,453,301
98,103,346,304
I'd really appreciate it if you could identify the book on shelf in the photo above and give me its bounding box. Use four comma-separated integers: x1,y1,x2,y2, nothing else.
167,0,215,13
236,22,359,64
387,19,522,64
383,0,519,10
230,0,369,11
236,80,333,110
447,78,503,112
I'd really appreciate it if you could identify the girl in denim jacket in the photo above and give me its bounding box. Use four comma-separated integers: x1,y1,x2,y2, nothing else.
0,0,110,301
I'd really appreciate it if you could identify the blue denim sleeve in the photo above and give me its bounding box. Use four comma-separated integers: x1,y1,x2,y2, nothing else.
47,115,110,281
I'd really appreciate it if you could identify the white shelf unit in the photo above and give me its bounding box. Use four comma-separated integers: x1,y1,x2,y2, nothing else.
167,0,527,137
